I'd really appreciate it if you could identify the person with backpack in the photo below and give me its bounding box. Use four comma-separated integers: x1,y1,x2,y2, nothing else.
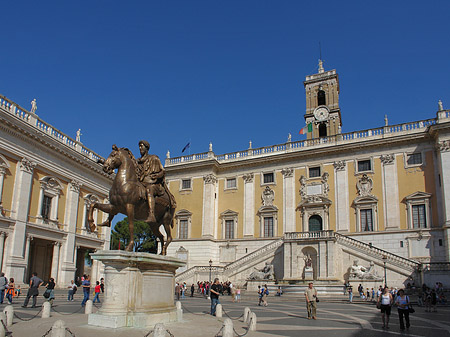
261,284,269,307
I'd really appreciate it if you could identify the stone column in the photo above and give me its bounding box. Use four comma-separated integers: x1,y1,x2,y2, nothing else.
243,173,255,237
436,140,450,260
6,159,35,282
318,241,327,280
282,168,295,233
333,161,350,232
202,174,217,238
22,235,33,281
50,242,61,281
0,232,6,271
0,167,6,202
381,154,400,229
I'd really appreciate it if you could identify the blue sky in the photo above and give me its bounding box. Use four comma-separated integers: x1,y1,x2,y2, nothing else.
2,1,449,165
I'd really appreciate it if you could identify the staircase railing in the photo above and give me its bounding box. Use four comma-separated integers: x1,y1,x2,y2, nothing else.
175,265,225,282
335,232,419,271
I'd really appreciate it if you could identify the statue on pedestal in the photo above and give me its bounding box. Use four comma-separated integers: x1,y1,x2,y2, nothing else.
87,142,176,254
248,262,275,280
349,260,380,280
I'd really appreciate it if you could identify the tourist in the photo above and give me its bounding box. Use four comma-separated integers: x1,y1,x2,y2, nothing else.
358,284,363,298
257,286,263,306
190,284,195,297
366,288,370,301
5,278,15,304
81,274,91,307
181,282,186,299
0,273,8,304
15,285,21,297
304,282,318,320
67,280,76,301
261,284,269,307
276,286,283,296
93,281,101,303
22,272,43,308
371,288,375,302
100,278,105,293
430,289,438,312
377,287,393,329
210,278,221,316
45,277,56,305
175,283,181,301
395,289,411,330
424,287,432,312
235,286,241,302
348,285,353,303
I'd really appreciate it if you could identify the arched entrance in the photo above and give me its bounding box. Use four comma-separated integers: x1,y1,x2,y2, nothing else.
309,215,323,231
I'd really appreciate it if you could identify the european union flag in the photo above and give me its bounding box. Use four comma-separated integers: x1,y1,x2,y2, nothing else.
182,142,191,153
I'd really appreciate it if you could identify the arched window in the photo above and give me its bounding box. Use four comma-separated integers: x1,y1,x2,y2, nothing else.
317,90,326,106
309,215,323,231
319,123,327,137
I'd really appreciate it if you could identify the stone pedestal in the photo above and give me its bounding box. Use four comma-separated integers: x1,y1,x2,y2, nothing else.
304,267,313,280
88,250,185,328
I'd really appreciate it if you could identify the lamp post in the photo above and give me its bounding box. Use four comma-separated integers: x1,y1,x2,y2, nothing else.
208,259,212,299
382,255,387,288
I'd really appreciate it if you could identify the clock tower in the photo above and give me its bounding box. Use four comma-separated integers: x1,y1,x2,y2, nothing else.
303,60,342,139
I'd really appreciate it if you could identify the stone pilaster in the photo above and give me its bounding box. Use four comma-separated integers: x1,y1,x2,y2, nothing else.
436,140,450,261
380,154,400,229
0,167,6,202
50,242,61,282
0,232,6,271
333,161,349,232
243,173,255,237
202,174,217,238
282,168,295,233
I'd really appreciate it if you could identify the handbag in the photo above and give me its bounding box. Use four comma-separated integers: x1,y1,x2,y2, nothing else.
43,289,51,299
407,296,414,313
376,302,381,309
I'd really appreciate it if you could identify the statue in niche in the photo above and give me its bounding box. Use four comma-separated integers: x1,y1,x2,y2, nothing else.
303,254,313,269
248,262,275,280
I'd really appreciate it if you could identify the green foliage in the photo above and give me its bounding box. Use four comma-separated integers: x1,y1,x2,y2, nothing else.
111,217,157,253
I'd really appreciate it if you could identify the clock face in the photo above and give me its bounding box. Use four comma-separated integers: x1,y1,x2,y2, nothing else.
314,106,329,121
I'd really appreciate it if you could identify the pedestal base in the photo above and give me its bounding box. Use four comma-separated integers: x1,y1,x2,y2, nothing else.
304,268,313,280
88,250,185,329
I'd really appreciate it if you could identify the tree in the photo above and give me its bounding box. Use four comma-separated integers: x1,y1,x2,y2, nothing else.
111,217,157,253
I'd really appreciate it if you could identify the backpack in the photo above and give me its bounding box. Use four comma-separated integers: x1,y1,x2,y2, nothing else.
265,289,269,295
73,285,77,294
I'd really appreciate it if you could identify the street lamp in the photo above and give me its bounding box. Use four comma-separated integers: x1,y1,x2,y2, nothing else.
382,255,387,288
208,259,213,299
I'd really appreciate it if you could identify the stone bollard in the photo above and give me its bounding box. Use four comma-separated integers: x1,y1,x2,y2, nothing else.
0,312,6,337
152,323,166,337
249,312,257,331
51,320,66,337
215,303,223,318
3,305,13,327
176,301,183,321
85,300,93,314
42,302,51,318
223,318,233,337
243,307,251,323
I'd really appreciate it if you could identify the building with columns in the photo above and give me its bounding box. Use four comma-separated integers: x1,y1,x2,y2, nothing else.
165,62,450,288
0,94,112,287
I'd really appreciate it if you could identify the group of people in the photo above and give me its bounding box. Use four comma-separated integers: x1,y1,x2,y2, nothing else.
76,275,104,306
257,284,269,306
377,287,413,330
0,272,20,305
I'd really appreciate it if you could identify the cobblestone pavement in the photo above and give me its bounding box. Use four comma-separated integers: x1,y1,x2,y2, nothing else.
1,290,449,336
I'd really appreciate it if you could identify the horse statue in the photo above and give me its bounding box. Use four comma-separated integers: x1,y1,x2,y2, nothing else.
87,145,175,254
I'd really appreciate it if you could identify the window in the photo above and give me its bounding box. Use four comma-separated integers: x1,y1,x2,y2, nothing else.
360,209,373,231
318,123,327,138
309,167,321,178
317,90,326,106
263,173,274,184
407,153,423,166
226,178,236,189
41,195,52,221
357,160,372,172
181,179,191,190
225,220,234,239
264,217,274,237
412,204,426,228
179,219,188,239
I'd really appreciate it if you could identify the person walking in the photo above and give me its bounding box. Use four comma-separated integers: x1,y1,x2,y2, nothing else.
348,286,353,303
5,278,15,304
305,282,318,320
210,278,221,316
377,287,394,329
235,287,241,302
261,284,269,307
257,286,263,306
81,274,91,307
395,289,411,330
190,284,195,297
100,278,105,293
0,273,8,304
45,278,56,305
175,283,181,301
67,280,76,301
93,281,101,303
22,272,43,308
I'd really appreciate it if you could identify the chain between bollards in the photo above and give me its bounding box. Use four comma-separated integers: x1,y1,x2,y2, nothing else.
13,307,43,321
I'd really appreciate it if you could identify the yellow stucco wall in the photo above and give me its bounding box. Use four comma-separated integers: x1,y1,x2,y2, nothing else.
169,177,204,238
217,177,244,239
1,156,17,211
57,181,67,225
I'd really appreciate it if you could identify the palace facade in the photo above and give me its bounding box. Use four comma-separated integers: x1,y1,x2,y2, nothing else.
0,95,112,287
165,63,450,288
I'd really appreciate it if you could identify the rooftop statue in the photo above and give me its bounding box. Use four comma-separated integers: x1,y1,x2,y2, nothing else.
87,141,176,254
30,99,37,114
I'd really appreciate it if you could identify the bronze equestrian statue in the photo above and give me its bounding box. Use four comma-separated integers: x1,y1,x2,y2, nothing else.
87,141,176,254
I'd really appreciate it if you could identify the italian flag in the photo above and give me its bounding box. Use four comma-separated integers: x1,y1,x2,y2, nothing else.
299,123,313,135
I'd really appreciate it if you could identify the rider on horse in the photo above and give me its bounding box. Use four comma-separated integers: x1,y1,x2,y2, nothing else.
137,140,176,223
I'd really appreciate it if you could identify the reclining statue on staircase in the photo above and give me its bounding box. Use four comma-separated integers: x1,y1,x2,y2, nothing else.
248,262,275,280
349,260,380,280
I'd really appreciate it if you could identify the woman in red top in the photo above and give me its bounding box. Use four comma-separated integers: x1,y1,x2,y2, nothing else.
93,281,101,303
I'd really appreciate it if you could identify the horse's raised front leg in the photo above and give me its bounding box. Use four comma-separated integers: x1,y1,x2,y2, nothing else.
88,203,117,232
125,203,135,252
